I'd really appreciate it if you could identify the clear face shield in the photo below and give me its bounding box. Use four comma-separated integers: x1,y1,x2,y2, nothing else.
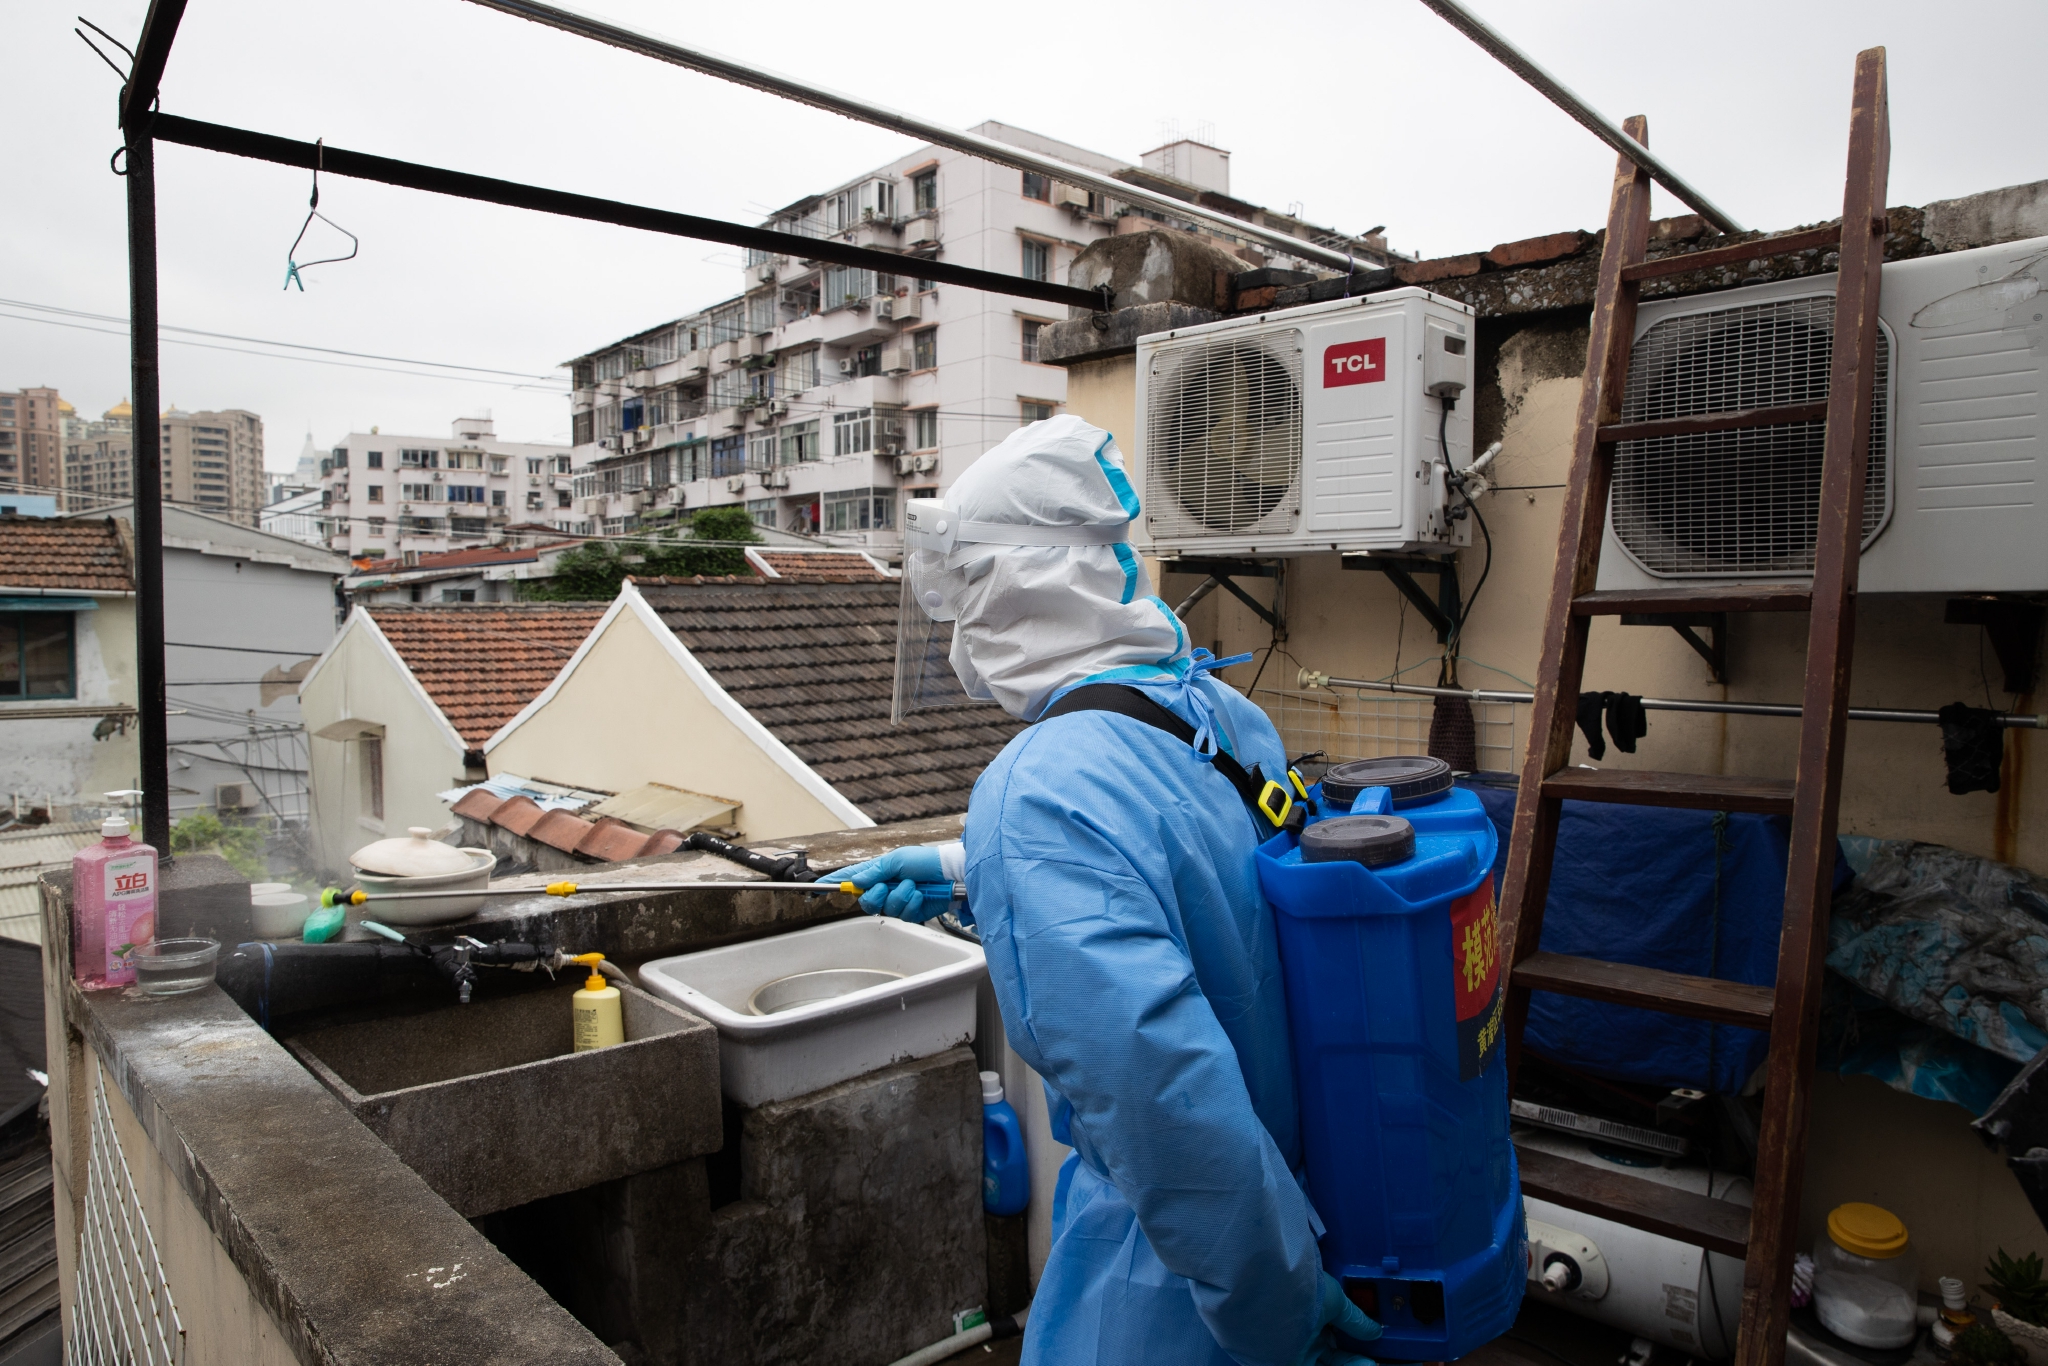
891,498,1131,723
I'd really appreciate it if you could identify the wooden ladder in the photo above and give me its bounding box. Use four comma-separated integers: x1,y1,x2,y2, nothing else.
1497,47,1890,1366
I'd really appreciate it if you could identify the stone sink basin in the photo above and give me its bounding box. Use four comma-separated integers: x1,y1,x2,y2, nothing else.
282,979,720,1217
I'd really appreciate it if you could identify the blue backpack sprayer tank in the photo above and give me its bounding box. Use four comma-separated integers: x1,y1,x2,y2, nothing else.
1258,756,1525,1360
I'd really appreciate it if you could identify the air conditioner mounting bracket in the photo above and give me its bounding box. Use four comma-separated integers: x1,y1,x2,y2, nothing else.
1620,611,1728,684
1945,595,2045,695
1342,554,1462,646
1159,557,1285,633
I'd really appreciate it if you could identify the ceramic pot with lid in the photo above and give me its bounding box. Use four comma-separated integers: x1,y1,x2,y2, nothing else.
348,828,496,925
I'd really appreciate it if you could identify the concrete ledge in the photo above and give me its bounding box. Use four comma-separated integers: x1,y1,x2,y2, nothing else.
63,974,616,1364
1041,302,1219,366
444,815,966,961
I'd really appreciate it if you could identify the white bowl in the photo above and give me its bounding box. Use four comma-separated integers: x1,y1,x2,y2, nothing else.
251,892,309,939
349,848,497,925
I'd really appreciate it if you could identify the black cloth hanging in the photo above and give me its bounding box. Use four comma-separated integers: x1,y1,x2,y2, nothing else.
1427,656,1479,773
1604,693,1649,755
1937,703,2004,795
1575,692,1609,760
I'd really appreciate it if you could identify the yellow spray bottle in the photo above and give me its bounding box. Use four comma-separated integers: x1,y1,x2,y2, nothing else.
571,953,623,1052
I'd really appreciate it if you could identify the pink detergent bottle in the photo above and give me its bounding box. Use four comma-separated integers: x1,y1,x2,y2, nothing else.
72,794,157,989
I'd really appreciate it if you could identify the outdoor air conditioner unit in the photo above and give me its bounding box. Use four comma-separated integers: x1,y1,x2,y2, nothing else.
1053,184,1091,212
1593,234,2048,595
880,343,913,376
431,469,445,480
214,782,249,812
875,298,896,321
767,400,789,418
895,453,938,477
891,294,923,324
726,475,748,494
755,262,777,284
838,358,858,375
1133,288,1473,558
758,469,790,489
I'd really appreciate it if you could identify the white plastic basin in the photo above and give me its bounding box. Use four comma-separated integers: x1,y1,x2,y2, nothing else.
638,917,986,1107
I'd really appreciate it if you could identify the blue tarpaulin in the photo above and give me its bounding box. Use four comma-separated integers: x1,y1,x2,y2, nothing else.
1460,776,1832,1095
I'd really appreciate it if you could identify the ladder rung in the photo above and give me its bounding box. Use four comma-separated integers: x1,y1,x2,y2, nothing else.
1573,587,1813,615
1597,401,1829,445
1516,1145,1752,1258
1620,224,1844,283
1542,768,1796,814
1514,952,1775,1029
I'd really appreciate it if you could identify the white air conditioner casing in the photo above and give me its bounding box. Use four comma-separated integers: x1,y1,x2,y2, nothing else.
1595,234,2048,594
1134,288,1472,558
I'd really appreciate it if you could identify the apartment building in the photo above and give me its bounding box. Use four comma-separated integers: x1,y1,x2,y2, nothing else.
562,127,1391,549
316,413,573,563
0,388,66,503
159,407,264,526
63,400,135,510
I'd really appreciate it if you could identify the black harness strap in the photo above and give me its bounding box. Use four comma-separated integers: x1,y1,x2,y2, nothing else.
1038,684,1280,824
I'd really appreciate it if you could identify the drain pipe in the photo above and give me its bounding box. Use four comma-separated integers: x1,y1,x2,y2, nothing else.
887,1304,1030,1366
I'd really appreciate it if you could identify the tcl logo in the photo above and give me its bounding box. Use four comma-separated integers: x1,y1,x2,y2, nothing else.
1324,338,1387,387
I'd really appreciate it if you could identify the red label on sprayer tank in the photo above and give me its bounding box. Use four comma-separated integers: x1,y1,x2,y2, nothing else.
1451,884,1504,1080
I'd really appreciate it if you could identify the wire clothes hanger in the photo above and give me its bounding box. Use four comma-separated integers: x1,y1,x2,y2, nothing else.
284,139,358,291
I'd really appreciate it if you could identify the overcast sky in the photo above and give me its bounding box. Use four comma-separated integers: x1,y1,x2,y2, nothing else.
4,0,2044,468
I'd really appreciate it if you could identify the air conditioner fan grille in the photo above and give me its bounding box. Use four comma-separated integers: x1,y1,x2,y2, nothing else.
1145,333,1303,536
1613,295,1890,576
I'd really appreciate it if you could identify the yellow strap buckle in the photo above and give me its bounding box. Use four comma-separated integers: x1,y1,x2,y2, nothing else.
1288,768,1312,802
1256,779,1293,828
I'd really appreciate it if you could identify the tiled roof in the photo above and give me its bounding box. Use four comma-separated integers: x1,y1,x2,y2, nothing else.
639,582,1025,824
746,549,891,583
367,603,606,745
0,517,133,592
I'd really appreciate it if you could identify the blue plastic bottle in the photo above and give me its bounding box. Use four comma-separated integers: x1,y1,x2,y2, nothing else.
1257,778,1525,1362
980,1071,1029,1216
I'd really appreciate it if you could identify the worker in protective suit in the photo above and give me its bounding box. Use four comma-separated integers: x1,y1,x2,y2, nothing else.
829,415,1380,1366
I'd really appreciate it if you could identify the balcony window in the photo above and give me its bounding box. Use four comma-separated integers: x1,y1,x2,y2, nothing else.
573,412,594,447
832,409,873,458
748,435,779,471
492,489,507,507
650,451,671,487
367,517,386,535
778,348,820,394
912,171,937,212
331,450,349,469
912,409,938,451
366,451,383,469
746,497,778,528
747,291,776,335
450,517,488,536
399,448,439,469
401,483,440,502
823,487,894,533
824,267,877,311
912,328,937,371
527,458,543,475
0,611,75,698
1021,239,1050,282
1021,401,1055,426
555,455,573,474
1022,319,1044,363
367,485,384,503
1022,172,1050,202
447,485,488,504
679,439,709,482
622,397,644,431
780,420,820,465
710,436,747,478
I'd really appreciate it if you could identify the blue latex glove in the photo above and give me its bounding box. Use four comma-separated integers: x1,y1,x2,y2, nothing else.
1293,1273,1382,1366
821,846,953,923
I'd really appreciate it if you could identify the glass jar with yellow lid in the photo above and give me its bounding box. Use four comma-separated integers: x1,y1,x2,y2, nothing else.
1813,1202,1920,1348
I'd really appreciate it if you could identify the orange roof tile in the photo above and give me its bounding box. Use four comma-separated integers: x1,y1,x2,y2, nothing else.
366,603,605,746
752,550,890,583
0,517,133,593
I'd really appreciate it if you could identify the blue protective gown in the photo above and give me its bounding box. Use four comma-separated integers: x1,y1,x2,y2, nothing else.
963,669,1322,1366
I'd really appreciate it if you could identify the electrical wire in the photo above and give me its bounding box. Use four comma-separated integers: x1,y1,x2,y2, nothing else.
0,297,565,381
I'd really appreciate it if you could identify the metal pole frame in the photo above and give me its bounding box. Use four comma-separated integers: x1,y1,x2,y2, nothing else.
121,0,189,856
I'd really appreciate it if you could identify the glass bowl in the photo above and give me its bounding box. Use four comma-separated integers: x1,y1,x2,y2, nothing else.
132,938,220,996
